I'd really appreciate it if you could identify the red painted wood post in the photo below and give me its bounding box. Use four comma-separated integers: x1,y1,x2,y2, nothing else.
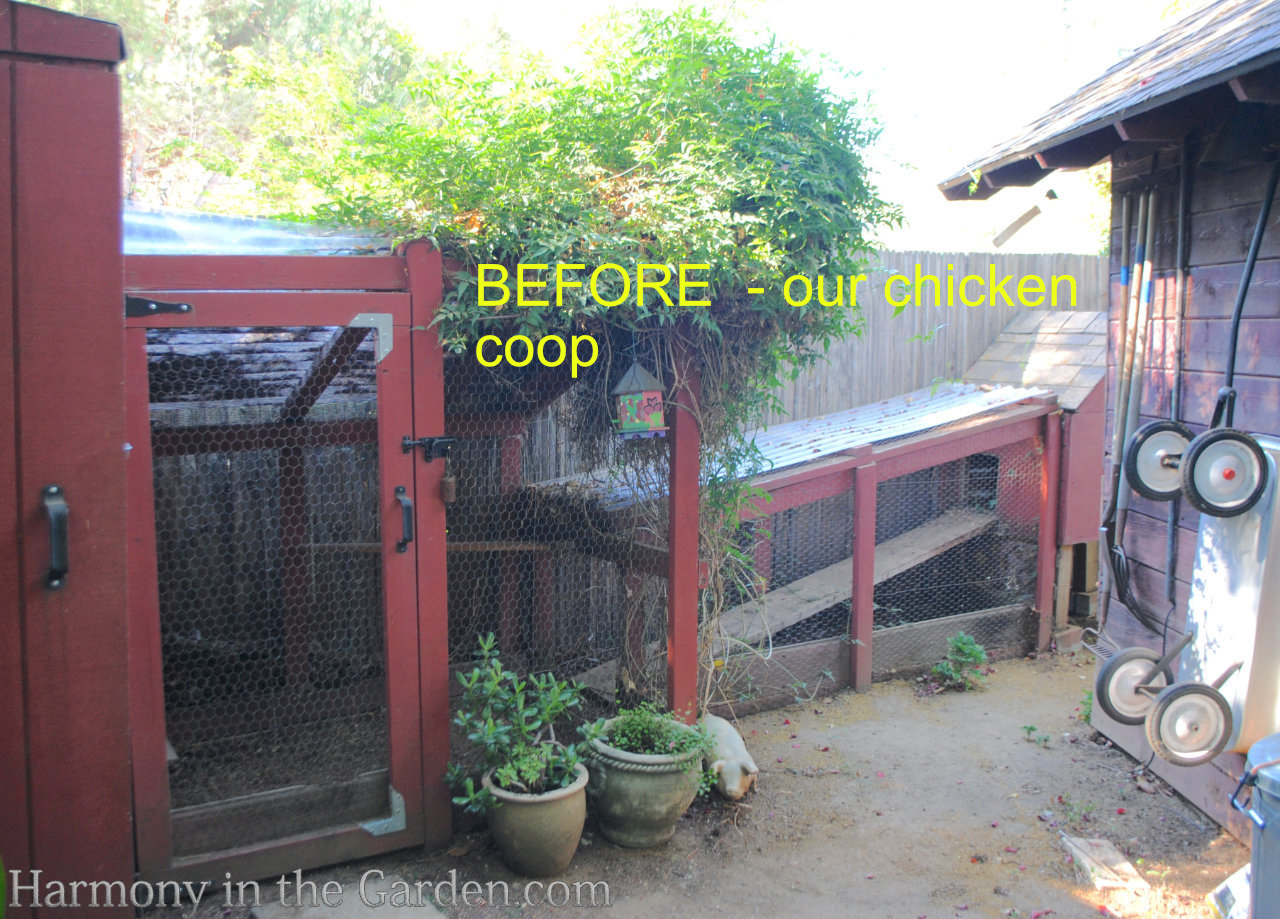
0,42,32,911
666,350,701,721
125,329,175,874
1036,411,1064,651
751,529,773,593
850,459,878,690
8,5,132,907
403,239,453,848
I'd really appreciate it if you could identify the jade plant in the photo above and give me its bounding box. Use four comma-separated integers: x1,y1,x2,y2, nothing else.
447,633,600,812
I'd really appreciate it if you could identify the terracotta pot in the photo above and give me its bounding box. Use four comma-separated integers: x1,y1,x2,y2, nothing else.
586,718,702,847
482,762,588,877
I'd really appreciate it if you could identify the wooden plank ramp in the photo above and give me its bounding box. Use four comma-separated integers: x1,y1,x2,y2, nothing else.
721,508,997,644
574,508,995,696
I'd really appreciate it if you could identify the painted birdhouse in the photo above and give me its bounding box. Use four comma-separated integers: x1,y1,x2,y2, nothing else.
611,361,668,439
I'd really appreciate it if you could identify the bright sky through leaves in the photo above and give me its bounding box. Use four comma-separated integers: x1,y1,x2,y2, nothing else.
380,0,1206,254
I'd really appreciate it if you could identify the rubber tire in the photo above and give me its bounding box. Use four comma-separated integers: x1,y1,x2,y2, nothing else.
1095,648,1174,726
1181,428,1268,517
1145,682,1233,767
1124,421,1193,501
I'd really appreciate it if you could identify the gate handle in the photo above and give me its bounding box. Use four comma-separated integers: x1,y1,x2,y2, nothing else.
43,485,68,589
1232,756,1280,830
395,486,413,553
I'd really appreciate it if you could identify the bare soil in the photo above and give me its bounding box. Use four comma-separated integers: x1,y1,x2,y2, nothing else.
149,652,1249,919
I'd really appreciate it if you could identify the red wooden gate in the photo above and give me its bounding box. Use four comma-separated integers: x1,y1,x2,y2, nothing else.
124,243,451,880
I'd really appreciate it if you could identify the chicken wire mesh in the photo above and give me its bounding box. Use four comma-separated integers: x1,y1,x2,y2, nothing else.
702,427,1044,706
443,366,673,731
147,326,391,855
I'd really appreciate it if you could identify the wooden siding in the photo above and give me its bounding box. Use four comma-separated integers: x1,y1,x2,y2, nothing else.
1104,141,1280,653
766,250,1107,425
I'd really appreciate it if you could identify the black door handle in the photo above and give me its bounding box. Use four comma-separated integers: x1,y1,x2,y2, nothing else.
395,486,413,553
43,485,68,589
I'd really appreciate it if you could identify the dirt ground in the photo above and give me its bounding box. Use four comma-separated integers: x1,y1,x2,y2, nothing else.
151,652,1249,919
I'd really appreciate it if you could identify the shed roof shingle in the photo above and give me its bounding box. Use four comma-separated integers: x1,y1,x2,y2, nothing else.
939,0,1280,198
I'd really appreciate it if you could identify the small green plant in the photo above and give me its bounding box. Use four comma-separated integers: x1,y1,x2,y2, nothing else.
1056,792,1095,827
931,631,989,691
600,702,716,796
447,633,600,813
1078,688,1093,724
1021,724,1051,747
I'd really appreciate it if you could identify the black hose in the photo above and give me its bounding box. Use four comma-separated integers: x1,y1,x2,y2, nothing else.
1224,157,1280,417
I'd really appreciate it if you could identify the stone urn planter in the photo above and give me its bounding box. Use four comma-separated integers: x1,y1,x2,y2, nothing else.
483,762,588,877
586,717,703,847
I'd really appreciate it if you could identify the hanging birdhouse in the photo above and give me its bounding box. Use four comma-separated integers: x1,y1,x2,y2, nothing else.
611,361,668,439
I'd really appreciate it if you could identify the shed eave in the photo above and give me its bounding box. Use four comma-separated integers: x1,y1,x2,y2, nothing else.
939,45,1280,200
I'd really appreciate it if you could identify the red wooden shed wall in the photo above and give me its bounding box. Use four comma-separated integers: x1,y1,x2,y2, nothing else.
1098,138,1280,840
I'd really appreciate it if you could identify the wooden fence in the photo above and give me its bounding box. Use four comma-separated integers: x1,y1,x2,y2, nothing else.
766,250,1108,424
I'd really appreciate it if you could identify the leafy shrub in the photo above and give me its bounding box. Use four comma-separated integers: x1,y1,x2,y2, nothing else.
288,6,900,459
447,633,600,812
597,702,715,796
931,631,989,691
605,702,709,758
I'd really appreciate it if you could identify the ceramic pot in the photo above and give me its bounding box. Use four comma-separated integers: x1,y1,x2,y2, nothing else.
483,762,588,877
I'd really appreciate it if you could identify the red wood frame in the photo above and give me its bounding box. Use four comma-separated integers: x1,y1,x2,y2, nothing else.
5,16,132,915
0,50,33,917
403,239,453,849
667,346,701,720
124,252,451,878
739,397,1062,696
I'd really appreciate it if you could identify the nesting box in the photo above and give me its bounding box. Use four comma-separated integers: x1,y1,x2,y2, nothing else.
612,361,668,439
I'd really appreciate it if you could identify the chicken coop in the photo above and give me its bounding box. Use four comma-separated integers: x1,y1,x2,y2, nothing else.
2,0,1066,902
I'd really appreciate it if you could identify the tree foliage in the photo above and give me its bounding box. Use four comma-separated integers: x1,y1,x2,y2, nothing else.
284,8,898,448
44,0,415,208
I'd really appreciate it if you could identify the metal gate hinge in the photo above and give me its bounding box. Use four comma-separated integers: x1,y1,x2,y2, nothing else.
402,436,455,462
125,295,192,317
360,785,406,837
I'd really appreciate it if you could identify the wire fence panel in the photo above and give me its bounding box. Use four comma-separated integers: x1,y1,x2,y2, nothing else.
702,416,1045,709
147,326,392,855
444,370,676,764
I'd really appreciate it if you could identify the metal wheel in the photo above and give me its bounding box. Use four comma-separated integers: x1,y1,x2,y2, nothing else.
1181,428,1268,517
1124,421,1192,501
1095,647,1173,726
1145,682,1233,767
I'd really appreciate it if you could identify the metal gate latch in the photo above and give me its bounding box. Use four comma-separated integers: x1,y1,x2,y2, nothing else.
402,436,455,462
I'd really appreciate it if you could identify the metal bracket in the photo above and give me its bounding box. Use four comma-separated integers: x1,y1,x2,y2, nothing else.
402,436,455,462
360,785,406,836
349,313,393,364
125,295,192,318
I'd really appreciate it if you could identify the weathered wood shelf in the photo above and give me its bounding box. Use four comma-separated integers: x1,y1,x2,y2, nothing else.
575,508,997,697
723,508,997,643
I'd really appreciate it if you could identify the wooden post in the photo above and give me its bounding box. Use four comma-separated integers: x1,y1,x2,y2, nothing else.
126,329,174,874
403,239,453,848
7,6,132,909
666,349,700,721
1036,411,1063,651
850,460,877,690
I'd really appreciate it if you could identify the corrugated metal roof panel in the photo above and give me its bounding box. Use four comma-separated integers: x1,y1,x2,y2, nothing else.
537,381,1050,509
